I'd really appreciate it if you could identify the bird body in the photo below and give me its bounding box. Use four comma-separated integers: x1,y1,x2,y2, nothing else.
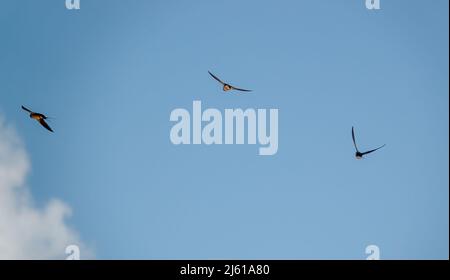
355,152,364,159
30,112,46,121
223,84,233,91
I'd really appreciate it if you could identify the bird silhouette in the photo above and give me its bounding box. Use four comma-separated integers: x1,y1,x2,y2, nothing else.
352,126,384,159
22,105,54,133
208,71,252,92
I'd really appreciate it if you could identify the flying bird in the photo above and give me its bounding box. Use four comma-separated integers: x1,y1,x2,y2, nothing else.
21,105,54,132
352,126,384,159
208,71,252,92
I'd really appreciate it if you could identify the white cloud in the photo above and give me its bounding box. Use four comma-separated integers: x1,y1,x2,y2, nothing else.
0,116,93,259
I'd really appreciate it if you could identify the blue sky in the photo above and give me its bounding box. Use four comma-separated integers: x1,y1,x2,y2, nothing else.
0,0,448,259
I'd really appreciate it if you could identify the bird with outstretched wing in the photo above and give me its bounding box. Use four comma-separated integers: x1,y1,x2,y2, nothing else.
208,71,252,92
352,126,384,159
22,105,54,133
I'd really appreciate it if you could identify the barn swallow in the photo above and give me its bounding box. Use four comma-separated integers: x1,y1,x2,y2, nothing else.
208,71,252,92
352,126,384,159
21,105,54,132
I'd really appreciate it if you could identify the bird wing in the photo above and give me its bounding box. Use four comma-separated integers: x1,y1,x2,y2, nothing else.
361,144,385,156
21,105,32,113
208,71,225,85
230,86,252,92
351,126,359,152
39,119,54,132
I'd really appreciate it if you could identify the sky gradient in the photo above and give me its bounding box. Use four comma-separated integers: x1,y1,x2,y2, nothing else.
0,0,448,259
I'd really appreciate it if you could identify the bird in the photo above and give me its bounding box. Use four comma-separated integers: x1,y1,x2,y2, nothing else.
21,105,54,132
352,126,384,159
208,71,252,92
